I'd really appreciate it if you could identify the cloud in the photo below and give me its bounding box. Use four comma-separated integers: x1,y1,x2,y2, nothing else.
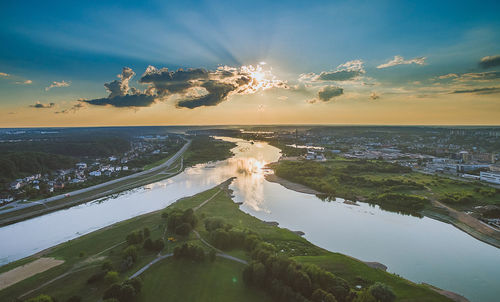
45,80,70,91
438,73,458,79
370,92,380,100
29,101,55,108
55,102,87,114
0,72,9,77
15,80,32,84
451,87,500,95
300,60,365,82
377,55,426,69
277,95,288,100
314,86,344,102
81,64,287,109
479,55,500,69
81,67,156,108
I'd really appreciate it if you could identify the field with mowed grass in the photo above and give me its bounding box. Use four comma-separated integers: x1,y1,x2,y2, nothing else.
138,257,272,302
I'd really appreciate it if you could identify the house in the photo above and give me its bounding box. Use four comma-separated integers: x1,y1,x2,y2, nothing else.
89,171,102,177
122,166,129,171
305,151,326,161
76,162,87,170
480,171,500,184
109,156,118,161
10,181,22,190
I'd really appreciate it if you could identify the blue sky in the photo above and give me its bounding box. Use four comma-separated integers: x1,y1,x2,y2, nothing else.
1,0,500,125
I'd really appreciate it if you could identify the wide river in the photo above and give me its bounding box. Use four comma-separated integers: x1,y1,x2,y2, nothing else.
1,137,499,301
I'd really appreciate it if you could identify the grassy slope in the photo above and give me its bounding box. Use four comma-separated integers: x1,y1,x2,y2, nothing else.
0,185,451,302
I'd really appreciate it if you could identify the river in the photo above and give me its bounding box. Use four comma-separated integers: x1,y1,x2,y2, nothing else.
0,137,499,301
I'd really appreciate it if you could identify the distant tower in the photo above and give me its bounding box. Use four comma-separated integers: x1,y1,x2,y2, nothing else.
295,129,298,146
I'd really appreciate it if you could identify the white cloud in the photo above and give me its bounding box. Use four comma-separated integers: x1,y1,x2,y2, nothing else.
377,55,426,69
15,80,32,85
45,80,71,91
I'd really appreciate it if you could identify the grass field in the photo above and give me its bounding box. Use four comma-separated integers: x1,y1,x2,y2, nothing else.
0,183,452,302
139,257,272,302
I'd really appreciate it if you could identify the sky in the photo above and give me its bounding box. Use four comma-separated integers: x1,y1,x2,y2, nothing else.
1,0,499,127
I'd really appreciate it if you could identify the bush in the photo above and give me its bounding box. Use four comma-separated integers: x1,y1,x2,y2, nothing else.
25,295,54,302
66,296,82,302
123,246,138,262
175,222,192,236
369,282,395,302
87,271,106,284
104,271,119,284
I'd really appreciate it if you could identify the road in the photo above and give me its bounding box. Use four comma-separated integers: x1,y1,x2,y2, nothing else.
0,140,191,226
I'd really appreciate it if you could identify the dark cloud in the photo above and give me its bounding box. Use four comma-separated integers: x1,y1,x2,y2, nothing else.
451,87,500,95
318,86,344,102
177,81,236,108
139,67,209,95
318,70,363,81
479,55,500,69
84,94,155,107
29,101,55,108
81,67,156,108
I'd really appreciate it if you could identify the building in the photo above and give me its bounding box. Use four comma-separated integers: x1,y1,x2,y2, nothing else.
480,171,500,184
76,162,87,170
89,171,101,177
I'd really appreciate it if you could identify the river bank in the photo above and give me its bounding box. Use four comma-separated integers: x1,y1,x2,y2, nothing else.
266,161,500,249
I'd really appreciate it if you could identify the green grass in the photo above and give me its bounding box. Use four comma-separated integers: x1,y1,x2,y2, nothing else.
293,255,449,302
142,154,172,170
139,257,272,302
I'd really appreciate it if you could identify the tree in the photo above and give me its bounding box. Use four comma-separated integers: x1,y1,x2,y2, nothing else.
369,282,395,302
175,222,192,235
143,238,153,250
104,271,119,284
153,239,165,251
312,288,337,302
102,260,113,272
25,295,54,302
212,228,230,249
123,246,138,262
143,227,150,238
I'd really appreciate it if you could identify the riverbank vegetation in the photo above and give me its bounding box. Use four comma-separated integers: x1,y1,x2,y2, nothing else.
273,159,499,216
0,184,452,302
183,136,237,167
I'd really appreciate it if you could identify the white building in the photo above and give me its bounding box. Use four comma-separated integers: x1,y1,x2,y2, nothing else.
76,162,87,170
480,171,500,184
89,171,102,177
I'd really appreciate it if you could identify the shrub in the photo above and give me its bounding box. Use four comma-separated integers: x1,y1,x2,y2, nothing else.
175,222,192,236
104,271,119,284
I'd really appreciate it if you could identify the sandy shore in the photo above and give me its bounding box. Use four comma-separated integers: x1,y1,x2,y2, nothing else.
264,174,321,195
0,257,64,290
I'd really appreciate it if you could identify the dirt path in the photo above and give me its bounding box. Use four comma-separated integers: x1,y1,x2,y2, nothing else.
0,258,64,291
